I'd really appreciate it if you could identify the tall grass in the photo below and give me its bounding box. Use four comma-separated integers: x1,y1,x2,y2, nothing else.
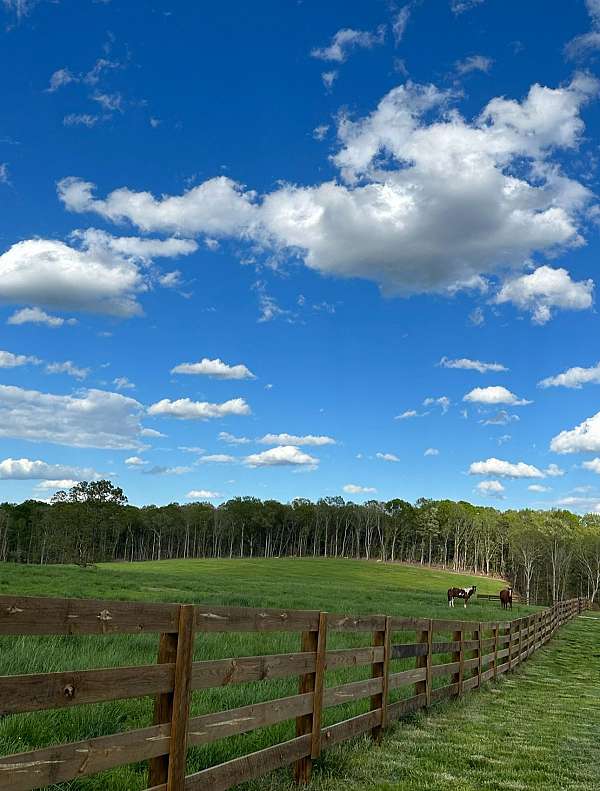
0,558,537,789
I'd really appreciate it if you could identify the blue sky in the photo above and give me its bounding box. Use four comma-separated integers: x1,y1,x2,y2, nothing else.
3,0,600,511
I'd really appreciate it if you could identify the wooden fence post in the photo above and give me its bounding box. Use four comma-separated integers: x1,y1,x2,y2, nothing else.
507,621,513,672
310,612,328,759
165,604,195,791
148,631,179,786
294,614,325,784
492,623,499,680
415,620,432,705
452,629,463,695
477,623,483,687
371,616,391,740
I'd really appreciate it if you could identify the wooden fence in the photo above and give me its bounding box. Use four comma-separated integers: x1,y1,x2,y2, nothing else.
0,595,588,791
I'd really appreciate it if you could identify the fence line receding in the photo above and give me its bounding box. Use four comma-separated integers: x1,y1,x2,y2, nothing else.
0,594,588,791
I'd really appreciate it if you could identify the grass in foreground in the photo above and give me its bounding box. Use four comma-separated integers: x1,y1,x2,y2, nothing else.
0,558,534,789
259,614,600,791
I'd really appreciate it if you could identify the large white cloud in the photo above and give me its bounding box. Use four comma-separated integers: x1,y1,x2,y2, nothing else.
0,385,145,449
463,386,531,406
58,76,598,299
147,397,251,420
171,357,256,379
58,176,258,237
244,445,318,468
550,411,600,453
0,457,98,480
469,457,544,478
538,361,600,389
494,265,593,324
0,230,197,318
258,433,336,446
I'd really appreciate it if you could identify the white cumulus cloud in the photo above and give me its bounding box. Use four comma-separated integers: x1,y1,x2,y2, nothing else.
469,457,544,478
218,431,251,445
464,386,531,406
0,350,40,368
538,361,600,389
0,457,97,480
244,445,318,468
495,265,593,324
476,479,505,498
551,411,600,453
57,76,598,301
343,483,377,494
171,357,255,379
424,448,439,456
186,489,222,500
148,397,251,420
6,307,75,328
258,433,336,446
582,457,600,474
0,385,145,449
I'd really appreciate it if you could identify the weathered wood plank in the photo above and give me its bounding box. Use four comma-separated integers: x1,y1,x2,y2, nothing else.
430,641,461,654
0,663,174,716
187,693,313,746
328,613,387,632
190,652,316,689
194,605,319,633
391,642,427,660
431,661,460,679
185,734,312,791
324,677,382,708
0,595,179,635
388,667,426,689
321,709,381,749
0,725,170,791
326,646,384,669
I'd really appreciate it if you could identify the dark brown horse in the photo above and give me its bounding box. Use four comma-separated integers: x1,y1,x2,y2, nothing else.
447,585,476,608
500,588,513,610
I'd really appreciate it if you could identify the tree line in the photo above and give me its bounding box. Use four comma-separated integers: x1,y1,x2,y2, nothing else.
1,480,599,604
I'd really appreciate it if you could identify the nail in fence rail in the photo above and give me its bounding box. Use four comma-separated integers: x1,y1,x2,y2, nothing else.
0,595,588,791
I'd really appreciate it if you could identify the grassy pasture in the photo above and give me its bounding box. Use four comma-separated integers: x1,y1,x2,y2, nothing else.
273,614,600,791
0,558,536,790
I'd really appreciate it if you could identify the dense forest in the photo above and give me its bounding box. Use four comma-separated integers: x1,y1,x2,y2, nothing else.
1,480,600,604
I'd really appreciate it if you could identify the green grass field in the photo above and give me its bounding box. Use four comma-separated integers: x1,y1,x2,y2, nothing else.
265,614,600,791
0,558,544,790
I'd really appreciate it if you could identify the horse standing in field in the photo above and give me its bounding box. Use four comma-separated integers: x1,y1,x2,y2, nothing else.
500,587,513,610
447,585,477,608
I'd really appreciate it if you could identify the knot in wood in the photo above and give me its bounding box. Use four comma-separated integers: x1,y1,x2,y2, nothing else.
97,609,113,622
63,684,75,699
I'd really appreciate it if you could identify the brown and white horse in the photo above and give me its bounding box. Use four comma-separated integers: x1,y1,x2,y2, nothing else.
447,585,477,608
500,587,513,609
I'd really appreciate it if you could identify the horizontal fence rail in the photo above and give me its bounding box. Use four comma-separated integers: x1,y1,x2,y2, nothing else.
0,595,588,791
